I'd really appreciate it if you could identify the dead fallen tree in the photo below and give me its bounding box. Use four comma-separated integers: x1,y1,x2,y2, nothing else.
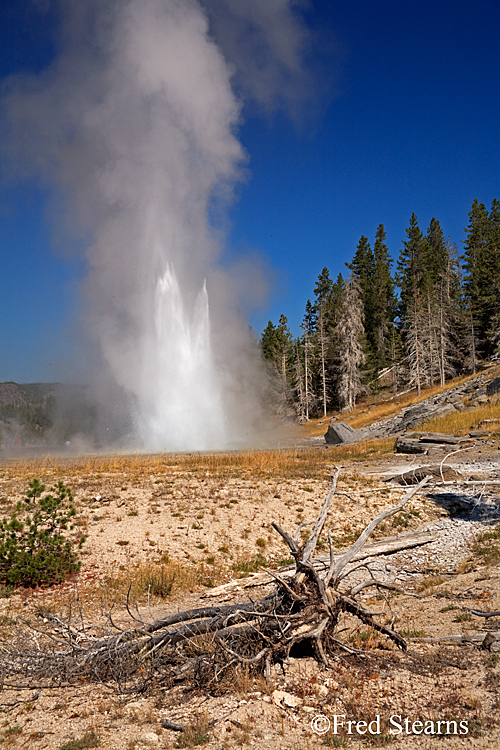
202,527,436,598
0,472,431,694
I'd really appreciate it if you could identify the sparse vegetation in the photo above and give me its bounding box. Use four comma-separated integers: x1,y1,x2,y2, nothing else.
455,612,473,622
232,552,267,576
416,575,446,593
59,732,100,750
100,557,226,602
0,479,85,587
173,714,210,748
469,523,500,566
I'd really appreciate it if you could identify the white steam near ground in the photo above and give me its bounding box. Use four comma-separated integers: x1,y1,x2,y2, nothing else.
1,0,319,452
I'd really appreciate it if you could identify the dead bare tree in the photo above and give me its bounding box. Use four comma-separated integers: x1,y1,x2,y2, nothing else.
0,473,431,694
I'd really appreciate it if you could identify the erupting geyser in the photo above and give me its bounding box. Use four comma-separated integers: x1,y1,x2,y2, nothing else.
141,265,226,451
1,0,311,451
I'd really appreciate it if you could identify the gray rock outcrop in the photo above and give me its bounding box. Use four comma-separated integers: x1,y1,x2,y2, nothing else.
324,421,366,445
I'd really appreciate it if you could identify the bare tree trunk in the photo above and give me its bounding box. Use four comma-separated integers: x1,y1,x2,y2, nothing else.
414,307,422,397
294,340,306,422
338,277,365,411
427,294,433,387
318,308,327,417
470,310,477,374
438,284,446,387
304,332,309,421
281,351,288,409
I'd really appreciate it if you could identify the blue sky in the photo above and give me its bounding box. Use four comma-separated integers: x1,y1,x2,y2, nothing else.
1,0,500,383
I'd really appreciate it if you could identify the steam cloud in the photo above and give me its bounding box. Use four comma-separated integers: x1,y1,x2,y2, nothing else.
1,0,311,451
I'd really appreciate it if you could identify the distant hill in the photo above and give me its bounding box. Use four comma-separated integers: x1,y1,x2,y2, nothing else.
0,381,63,406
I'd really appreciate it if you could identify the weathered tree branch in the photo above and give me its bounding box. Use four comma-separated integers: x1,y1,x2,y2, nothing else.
327,475,431,586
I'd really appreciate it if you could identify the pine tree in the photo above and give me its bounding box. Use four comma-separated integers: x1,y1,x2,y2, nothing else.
462,199,500,359
337,275,365,411
261,320,278,364
422,218,447,385
347,236,375,372
325,273,346,411
435,238,462,384
313,268,334,417
347,236,374,309
397,213,429,395
371,224,397,373
300,300,317,420
260,316,294,417
398,213,427,314
485,199,500,353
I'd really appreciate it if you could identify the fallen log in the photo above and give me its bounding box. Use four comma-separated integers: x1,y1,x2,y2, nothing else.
412,433,472,445
469,609,500,619
395,434,476,455
395,437,429,454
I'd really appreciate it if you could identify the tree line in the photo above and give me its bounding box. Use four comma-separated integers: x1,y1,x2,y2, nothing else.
260,199,500,419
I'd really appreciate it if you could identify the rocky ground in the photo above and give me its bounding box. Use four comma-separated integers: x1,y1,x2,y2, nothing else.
1,440,500,750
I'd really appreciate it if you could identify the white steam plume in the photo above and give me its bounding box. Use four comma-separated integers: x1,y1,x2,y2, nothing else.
1,0,311,451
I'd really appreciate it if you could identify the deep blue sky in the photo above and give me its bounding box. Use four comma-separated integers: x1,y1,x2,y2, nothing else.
1,0,500,383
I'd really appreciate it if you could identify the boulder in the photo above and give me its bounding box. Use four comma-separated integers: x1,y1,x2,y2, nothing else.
487,377,500,396
471,395,488,404
324,421,364,445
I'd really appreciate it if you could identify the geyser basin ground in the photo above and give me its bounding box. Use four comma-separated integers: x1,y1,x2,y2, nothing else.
1,447,500,748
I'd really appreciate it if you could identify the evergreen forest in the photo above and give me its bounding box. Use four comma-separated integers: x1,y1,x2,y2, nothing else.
260,199,500,419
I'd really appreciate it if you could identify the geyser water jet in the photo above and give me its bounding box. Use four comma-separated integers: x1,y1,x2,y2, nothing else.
139,264,226,451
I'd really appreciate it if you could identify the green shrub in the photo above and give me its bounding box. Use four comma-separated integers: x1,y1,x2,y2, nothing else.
0,479,85,587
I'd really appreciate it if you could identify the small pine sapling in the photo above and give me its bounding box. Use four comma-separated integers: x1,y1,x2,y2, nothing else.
0,479,86,587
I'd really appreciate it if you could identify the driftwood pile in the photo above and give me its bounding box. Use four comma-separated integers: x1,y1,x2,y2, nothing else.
0,472,432,695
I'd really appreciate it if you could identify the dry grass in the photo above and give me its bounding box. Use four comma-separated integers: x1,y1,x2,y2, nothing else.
468,523,500,568
0,444,393,485
324,437,395,460
106,559,222,600
418,399,500,436
416,575,446,593
173,713,211,748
